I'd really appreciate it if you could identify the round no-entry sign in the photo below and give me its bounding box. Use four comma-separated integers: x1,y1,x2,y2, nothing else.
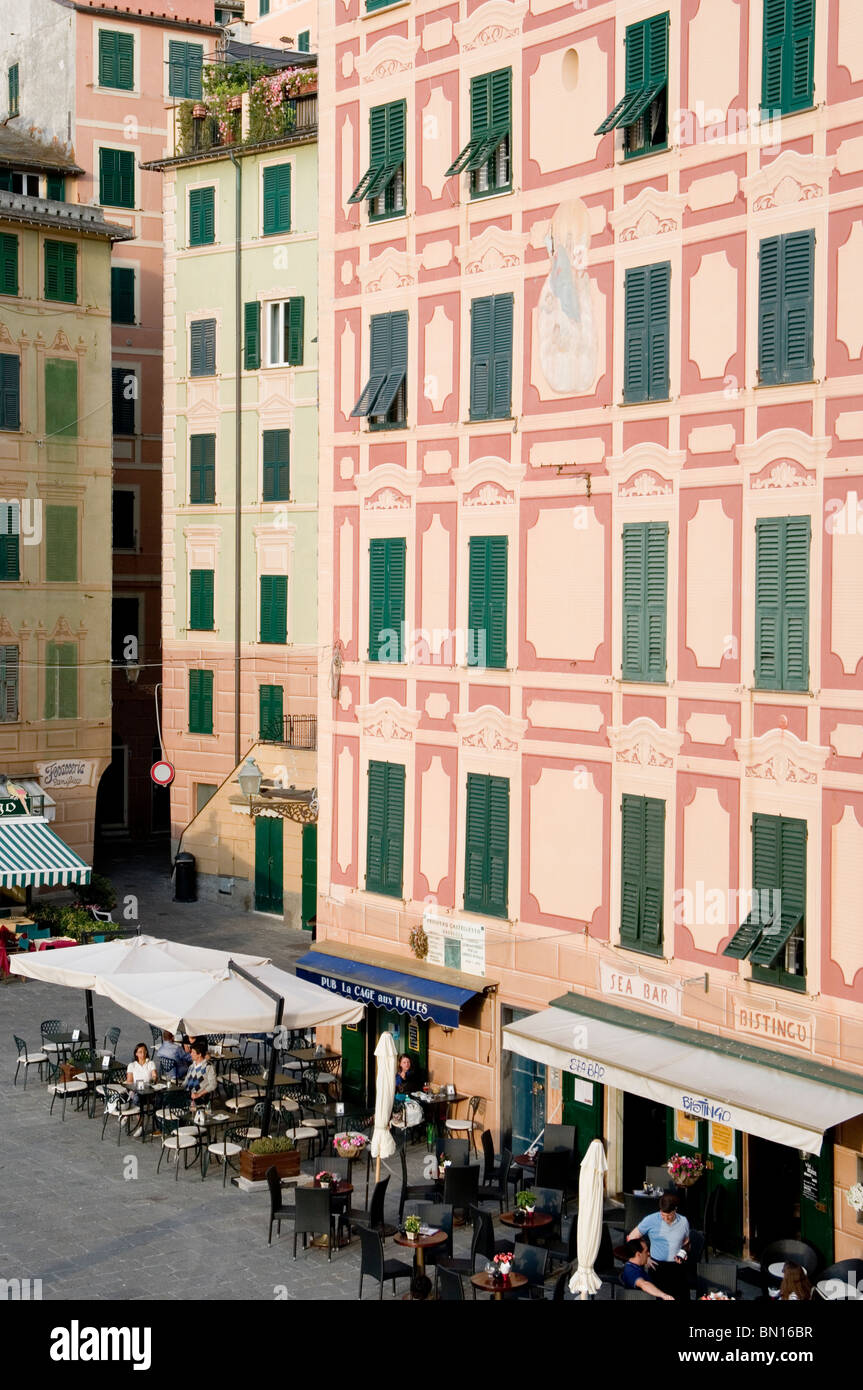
150,760,175,787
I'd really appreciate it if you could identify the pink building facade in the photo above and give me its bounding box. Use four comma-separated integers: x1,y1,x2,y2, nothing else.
315,0,863,1261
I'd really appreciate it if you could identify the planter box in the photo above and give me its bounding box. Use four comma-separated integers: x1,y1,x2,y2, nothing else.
240,1149,300,1182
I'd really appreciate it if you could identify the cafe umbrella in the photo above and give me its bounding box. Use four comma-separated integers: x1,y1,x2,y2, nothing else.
569,1137,608,1300
370,1030,398,1181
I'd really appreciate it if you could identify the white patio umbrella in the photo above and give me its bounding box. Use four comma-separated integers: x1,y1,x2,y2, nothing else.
569,1137,608,1299
370,1030,397,1179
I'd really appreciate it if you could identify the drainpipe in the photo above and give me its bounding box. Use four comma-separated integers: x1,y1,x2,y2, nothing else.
229,148,242,768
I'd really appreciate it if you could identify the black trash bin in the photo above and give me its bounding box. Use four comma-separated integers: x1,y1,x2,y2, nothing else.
173,851,197,903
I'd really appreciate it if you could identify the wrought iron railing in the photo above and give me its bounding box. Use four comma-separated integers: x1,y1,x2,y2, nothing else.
258,714,317,749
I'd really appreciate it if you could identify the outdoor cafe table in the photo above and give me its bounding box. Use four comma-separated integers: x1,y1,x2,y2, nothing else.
470,1270,529,1301
500,1210,553,1242
285,1048,341,1083
394,1227,447,1276
311,1179,354,1248
48,1031,85,1061
416,1091,468,1145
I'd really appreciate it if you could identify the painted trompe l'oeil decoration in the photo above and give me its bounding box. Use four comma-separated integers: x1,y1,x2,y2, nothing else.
537,198,598,395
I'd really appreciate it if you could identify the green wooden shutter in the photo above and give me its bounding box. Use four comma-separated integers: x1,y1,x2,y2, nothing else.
464,773,490,914
749,814,807,968
0,502,19,580
189,186,215,246
471,72,491,137
491,295,513,418
189,433,215,504
641,797,665,949
46,175,65,202
189,568,214,630
45,642,76,720
622,524,646,680
758,236,781,384
297,30,310,52
368,537,405,661
45,505,77,582
782,515,810,690
468,535,507,669
625,18,647,89
99,147,134,208
0,233,18,295
366,761,386,893
645,522,668,680
762,0,786,109
190,319,215,376
110,266,135,324
755,516,809,691
470,296,493,419
99,31,134,90
45,359,77,438
169,41,202,99
0,645,18,720
490,68,511,130
369,101,388,167
8,64,18,116
620,795,644,946
387,99,406,164
112,367,136,436
386,537,406,661
369,761,406,896
243,301,261,370
260,575,288,643
646,13,669,83
624,266,648,403
287,297,304,365
258,683,284,740
189,669,213,734
44,241,77,303
647,262,670,400
263,163,291,235
788,0,815,110
368,539,387,661
487,775,509,916
754,517,782,688
781,229,814,383
262,428,290,501
0,354,20,431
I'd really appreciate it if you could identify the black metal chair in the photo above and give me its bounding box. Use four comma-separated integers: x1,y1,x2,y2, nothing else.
480,1129,502,1186
293,1186,337,1261
443,1162,480,1223
696,1260,739,1298
546,1213,578,1268
398,1141,438,1220
438,1136,471,1166
103,1026,121,1056
46,1056,90,1121
148,1025,163,1051
155,1103,200,1179
759,1239,820,1296
532,1185,564,1242
356,1223,413,1299
435,1263,465,1301
13,1034,47,1087
595,1222,620,1284
477,1148,512,1213
40,1019,65,1061
616,1286,655,1301
405,1202,453,1266
350,1175,398,1238
266,1164,292,1244
534,1149,569,1198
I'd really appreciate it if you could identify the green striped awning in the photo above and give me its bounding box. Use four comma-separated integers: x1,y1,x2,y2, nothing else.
0,816,91,887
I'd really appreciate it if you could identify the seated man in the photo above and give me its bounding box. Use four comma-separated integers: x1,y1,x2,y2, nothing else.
619,1238,675,1301
156,1030,191,1082
627,1193,690,1300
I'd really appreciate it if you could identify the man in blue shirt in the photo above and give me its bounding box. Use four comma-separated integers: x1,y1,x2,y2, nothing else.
628,1193,690,1299
619,1239,675,1300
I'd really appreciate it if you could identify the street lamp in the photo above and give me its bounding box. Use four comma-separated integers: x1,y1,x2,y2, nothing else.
238,756,262,816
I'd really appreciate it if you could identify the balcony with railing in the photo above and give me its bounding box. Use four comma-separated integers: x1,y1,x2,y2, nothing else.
172,63,317,159
258,714,317,750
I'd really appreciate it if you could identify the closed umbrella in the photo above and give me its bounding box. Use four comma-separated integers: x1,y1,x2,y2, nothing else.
569,1137,608,1299
370,1031,397,1180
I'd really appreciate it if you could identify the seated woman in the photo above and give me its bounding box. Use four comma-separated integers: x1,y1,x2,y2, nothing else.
395,1052,422,1096
183,1042,217,1109
780,1263,813,1301
126,1043,157,1092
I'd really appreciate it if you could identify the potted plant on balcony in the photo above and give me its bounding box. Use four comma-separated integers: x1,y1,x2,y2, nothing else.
239,1134,299,1182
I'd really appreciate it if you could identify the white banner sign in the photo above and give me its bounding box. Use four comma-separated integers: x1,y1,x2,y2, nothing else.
36,760,98,789
600,960,681,1016
423,909,485,977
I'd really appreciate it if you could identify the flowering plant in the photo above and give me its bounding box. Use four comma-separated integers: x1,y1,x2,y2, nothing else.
847,1183,863,1214
248,66,318,143
700,1291,732,1300
333,1132,367,1155
316,1170,336,1184
409,924,429,960
667,1153,705,1184
438,1153,452,1167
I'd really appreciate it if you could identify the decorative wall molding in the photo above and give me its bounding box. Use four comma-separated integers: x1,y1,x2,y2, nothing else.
734,728,831,784
607,717,684,768
454,704,528,752
737,428,830,475
618,470,673,498
608,186,689,242
452,455,525,503
355,464,421,507
456,224,530,276
741,149,835,211
355,697,421,742
355,36,419,83
750,459,816,490
453,0,528,51
606,443,686,494
358,246,421,294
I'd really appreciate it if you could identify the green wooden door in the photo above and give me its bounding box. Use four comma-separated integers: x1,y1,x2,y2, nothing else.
562,1075,604,1162
664,1107,707,1230
301,822,317,930
378,1008,428,1082
703,1129,743,1256
800,1143,834,1267
254,816,283,915
341,1021,367,1104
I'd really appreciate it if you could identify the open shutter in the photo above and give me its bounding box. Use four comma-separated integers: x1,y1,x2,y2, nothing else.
781,229,814,383
244,301,261,370
366,761,386,892
0,645,18,721
383,762,405,895
287,297,304,365
641,797,665,949
349,105,388,203
624,266,648,403
487,775,509,916
788,0,815,110
782,515,810,690
0,233,18,295
46,506,77,583
0,354,20,431
758,237,781,384
373,310,407,417
352,313,391,417
755,517,782,688
751,817,806,967
622,524,646,680
725,814,781,958
620,795,644,946
464,773,490,912
470,296,493,419
647,262,670,400
491,294,513,418
645,522,668,681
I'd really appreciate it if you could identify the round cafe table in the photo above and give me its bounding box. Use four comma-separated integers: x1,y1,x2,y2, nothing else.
311,1180,353,1249
470,1270,529,1301
499,1210,553,1242
394,1227,447,1276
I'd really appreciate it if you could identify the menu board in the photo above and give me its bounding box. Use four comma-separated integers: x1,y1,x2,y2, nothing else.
709,1121,735,1160
674,1110,699,1146
802,1158,819,1204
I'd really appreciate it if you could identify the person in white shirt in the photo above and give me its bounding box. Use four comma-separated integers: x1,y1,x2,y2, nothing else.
126,1043,157,1090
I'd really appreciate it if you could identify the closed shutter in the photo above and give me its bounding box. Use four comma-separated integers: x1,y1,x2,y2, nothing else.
260,575,288,643
368,539,387,661
258,683,284,741
45,505,77,583
99,148,134,209
624,266,649,403
8,64,18,116
189,569,214,630
755,515,809,691
243,301,261,370
189,434,215,504
169,41,203,100
112,367,136,435
782,515,810,690
287,297,304,365
0,502,19,580
189,186,215,246
487,775,509,916
622,523,646,680
99,31,134,90
464,773,509,917
641,797,665,948
262,163,291,235
468,535,508,669
383,762,406,895
491,294,513,418
45,359,77,438
788,0,815,109
0,353,20,431
470,296,493,419
0,645,18,721
262,428,290,501
45,643,76,720
189,669,213,734
110,266,135,324
368,537,405,662
366,762,386,893
622,522,667,681
464,773,489,913
647,262,670,400
762,0,786,109
387,99,406,165
620,795,645,947
645,522,668,680
758,236,781,384
190,319,216,376
44,241,77,303
366,761,406,896
0,233,18,295
46,175,65,202
781,230,814,382
625,17,647,89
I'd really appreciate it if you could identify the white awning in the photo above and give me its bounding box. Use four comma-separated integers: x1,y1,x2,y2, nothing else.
502,1005,863,1155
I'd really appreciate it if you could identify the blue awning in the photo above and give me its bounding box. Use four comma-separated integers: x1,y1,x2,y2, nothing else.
295,950,481,1029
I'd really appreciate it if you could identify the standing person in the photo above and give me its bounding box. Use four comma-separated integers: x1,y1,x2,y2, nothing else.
627,1193,691,1300
184,1042,217,1109
779,1264,813,1301
619,1239,675,1300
